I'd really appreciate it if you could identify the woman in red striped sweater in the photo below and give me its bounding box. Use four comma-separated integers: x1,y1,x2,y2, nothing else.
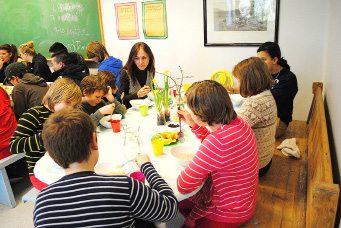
177,80,259,228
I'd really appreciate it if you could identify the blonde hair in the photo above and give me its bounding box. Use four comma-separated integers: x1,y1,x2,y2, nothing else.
42,78,82,111
19,41,36,56
86,41,109,62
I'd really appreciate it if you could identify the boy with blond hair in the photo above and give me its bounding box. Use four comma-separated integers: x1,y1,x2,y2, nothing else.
10,78,82,190
80,75,125,126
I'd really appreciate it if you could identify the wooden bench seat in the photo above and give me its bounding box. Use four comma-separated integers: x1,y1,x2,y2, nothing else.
241,82,339,228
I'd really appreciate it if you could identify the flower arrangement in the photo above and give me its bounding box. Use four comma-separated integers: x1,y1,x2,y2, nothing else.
151,79,165,125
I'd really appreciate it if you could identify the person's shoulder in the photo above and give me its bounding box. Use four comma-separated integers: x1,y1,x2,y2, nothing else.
33,53,48,63
281,68,297,79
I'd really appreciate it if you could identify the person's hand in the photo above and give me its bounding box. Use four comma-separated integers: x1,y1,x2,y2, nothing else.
135,153,151,168
122,105,127,113
99,103,115,115
178,109,196,127
104,86,115,102
137,85,151,98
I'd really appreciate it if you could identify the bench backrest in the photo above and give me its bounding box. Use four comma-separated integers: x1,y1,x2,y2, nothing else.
306,82,339,227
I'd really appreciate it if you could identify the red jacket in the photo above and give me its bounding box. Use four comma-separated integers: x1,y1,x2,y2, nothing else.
0,87,17,159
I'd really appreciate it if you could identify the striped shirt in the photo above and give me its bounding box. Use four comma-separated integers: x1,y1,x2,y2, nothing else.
10,105,52,175
33,163,178,227
177,117,259,224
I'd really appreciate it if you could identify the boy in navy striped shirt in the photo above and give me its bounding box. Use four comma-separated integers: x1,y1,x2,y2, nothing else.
33,109,178,228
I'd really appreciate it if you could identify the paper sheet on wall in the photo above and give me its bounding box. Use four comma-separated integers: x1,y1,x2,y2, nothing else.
115,3,139,39
142,1,168,39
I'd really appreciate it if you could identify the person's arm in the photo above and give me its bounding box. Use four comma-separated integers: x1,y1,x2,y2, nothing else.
129,162,178,222
112,99,125,118
177,136,221,194
10,108,45,154
119,70,138,107
12,87,27,119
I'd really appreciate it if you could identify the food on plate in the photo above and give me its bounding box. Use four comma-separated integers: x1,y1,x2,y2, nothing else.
168,123,179,128
151,132,178,145
170,145,196,167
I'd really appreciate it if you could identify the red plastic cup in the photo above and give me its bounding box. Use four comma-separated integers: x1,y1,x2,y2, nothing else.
130,171,145,183
111,120,120,132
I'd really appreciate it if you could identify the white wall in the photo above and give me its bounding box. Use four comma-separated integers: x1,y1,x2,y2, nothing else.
325,0,341,204
100,0,328,121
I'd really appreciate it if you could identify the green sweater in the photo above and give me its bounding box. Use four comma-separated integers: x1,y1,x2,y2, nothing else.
10,105,52,175
81,99,125,126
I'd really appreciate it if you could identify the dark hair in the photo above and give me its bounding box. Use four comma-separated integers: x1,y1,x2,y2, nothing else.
86,41,109,62
98,70,116,90
122,42,155,83
257,42,290,70
81,75,108,95
42,109,95,169
185,80,237,126
233,57,273,97
49,42,68,56
52,53,70,65
0,44,18,63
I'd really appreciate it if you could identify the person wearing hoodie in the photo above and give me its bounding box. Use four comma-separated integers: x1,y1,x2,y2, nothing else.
86,41,123,95
5,62,49,119
19,41,51,80
50,53,89,86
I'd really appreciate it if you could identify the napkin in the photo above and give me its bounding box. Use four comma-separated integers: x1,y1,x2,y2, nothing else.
277,138,301,158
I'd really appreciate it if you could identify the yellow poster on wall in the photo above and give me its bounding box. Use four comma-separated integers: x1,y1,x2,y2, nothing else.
142,1,168,39
115,3,139,39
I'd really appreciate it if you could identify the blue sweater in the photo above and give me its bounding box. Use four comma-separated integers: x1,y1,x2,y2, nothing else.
98,56,123,91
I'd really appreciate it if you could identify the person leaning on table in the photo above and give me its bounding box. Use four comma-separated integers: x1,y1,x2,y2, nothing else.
33,109,178,228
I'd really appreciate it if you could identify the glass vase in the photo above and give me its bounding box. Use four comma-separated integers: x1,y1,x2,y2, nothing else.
164,110,171,122
157,112,166,126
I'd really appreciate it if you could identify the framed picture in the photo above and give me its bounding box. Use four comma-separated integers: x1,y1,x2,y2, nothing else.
204,0,280,46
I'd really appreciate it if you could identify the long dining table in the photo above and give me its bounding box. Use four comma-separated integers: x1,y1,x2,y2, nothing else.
34,94,244,201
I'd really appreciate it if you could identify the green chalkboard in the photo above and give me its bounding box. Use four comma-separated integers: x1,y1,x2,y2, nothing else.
0,0,103,58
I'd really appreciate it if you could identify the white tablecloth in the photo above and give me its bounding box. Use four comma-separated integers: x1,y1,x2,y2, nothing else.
34,94,244,201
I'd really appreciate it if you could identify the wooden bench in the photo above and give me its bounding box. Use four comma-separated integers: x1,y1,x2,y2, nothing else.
241,82,339,227
0,153,25,207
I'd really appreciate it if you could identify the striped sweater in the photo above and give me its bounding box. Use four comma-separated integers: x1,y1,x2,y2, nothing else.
10,105,52,175
33,163,178,228
177,117,259,225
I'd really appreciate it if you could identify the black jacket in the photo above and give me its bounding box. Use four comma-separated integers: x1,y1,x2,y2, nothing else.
51,63,89,86
28,53,51,80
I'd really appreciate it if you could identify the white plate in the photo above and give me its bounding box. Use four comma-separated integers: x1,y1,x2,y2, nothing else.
130,98,153,110
95,162,131,176
99,115,112,129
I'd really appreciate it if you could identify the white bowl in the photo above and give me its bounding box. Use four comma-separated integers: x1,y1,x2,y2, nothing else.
170,145,196,167
130,98,152,110
95,162,130,176
99,115,112,129
99,114,122,129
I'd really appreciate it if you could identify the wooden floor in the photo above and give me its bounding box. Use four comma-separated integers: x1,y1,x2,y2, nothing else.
242,120,307,228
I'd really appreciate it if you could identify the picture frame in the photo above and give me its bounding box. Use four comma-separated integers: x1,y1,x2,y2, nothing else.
204,0,280,46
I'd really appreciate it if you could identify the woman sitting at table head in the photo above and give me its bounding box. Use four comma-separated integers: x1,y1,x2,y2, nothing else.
233,57,277,177
177,80,259,228
19,41,51,80
257,41,298,138
119,42,155,109
0,44,18,84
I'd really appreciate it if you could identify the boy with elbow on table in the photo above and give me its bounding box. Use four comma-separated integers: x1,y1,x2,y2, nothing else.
33,109,178,227
80,75,125,126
